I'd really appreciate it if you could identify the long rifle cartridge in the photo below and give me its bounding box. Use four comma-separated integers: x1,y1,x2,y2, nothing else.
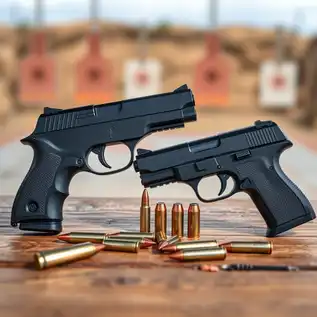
34,242,105,270
57,232,107,244
140,189,151,232
220,241,273,254
102,239,140,253
169,247,226,262
162,239,218,252
104,236,155,248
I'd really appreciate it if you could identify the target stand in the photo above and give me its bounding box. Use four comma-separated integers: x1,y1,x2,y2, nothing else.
74,31,114,105
18,31,56,108
193,33,230,109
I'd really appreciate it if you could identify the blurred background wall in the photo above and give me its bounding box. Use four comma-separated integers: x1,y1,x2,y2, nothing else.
0,0,316,201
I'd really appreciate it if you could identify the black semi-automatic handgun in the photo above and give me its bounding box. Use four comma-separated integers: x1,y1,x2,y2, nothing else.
134,120,316,237
11,85,196,234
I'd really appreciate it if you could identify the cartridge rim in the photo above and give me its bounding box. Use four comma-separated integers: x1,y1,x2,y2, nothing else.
34,252,46,270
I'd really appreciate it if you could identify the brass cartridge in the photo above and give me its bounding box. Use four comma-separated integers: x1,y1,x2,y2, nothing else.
172,203,184,237
155,202,167,235
140,189,151,232
162,239,218,252
169,247,227,262
102,239,140,253
187,203,200,239
220,241,273,254
34,242,105,270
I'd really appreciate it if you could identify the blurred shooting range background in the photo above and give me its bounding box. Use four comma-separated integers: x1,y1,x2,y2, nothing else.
0,0,316,201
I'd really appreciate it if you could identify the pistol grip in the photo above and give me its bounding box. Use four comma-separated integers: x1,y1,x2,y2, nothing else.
237,157,316,237
11,139,79,234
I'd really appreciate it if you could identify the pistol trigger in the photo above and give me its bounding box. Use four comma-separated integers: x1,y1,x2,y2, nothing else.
218,174,229,196
92,145,112,169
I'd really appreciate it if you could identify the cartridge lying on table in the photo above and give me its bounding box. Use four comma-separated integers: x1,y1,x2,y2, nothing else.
102,239,140,253
162,240,218,252
34,242,105,270
220,241,273,254
169,247,227,262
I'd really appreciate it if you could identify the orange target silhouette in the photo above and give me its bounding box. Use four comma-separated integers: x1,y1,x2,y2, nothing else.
74,32,114,104
194,33,231,108
18,32,56,107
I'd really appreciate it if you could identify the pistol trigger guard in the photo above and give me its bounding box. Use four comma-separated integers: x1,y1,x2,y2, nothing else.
124,138,139,164
92,145,112,169
86,139,140,176
99,145,112,169
217,174,229,196
187,179,201,198
192,175,240,203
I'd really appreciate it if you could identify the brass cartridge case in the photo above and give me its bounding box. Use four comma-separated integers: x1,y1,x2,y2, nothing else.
155,230,167,244
158,235,181,250
155,202,167,235
109,232,155,240
57,232,106,244
172,203,184,237
34,242,104,270
221,241,273,254
140,189,151,232
162,239,218,252
102,239,140,253
169,247,227,262
187,203,200,239
104,236,155,248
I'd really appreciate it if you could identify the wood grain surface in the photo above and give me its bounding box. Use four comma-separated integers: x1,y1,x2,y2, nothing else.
0,195,317,317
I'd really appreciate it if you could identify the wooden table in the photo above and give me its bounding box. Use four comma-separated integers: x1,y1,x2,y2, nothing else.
1,195,317,317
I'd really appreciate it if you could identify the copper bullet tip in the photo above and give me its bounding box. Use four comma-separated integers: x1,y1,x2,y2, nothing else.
162,244,177,252
199,264,219,272
141,189,149,205
155,202,167,212
158,241,169,250
219,242,231,252
169,252,183,261
141,240,156,248
57,233,71,242
94,244,106,252
172,203,184,213
188,203,200,213
108,232,121,236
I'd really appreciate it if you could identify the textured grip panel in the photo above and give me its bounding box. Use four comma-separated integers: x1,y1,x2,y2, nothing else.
236,158,315,236
23,153,61,213
11,141,75,233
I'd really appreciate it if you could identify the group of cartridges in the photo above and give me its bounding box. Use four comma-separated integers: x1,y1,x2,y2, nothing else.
33,189,273,270
141,188,273,262
33,229,273,270
140,189,201,240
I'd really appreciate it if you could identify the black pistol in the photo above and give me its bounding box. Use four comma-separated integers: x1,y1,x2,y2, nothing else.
11,85,196,234
134,120,315,237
